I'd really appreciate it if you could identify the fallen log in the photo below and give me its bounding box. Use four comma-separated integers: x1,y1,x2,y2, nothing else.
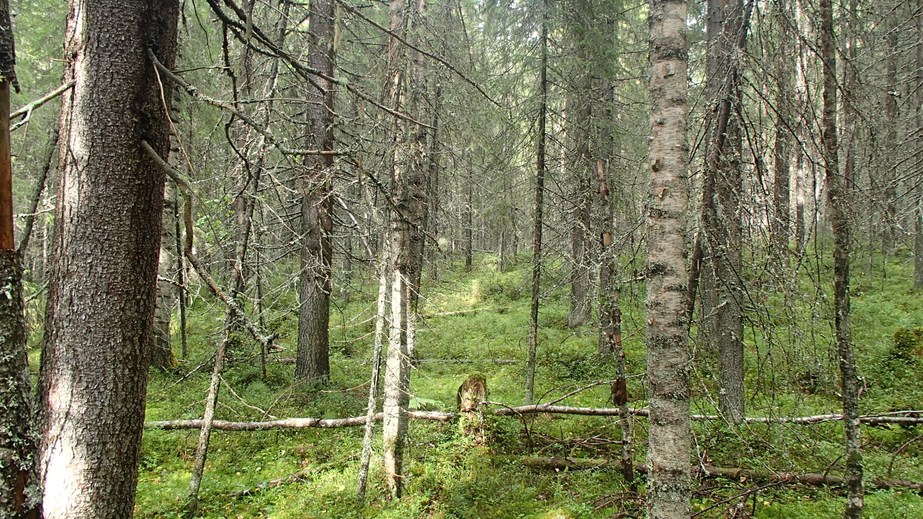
145,406,923,431
415,358,521,365
520,456,923,493
146,410,453,431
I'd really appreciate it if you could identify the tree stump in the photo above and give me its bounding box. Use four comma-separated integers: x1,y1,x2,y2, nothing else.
457,374,488,444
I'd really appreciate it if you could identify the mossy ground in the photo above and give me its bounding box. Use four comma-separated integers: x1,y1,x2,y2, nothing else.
62,249,922,517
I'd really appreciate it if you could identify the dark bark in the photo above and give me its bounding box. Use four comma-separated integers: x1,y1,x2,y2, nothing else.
37,1,179,517
17,129,57,255
524,0,548,406
0,257,39,515
820,0,864,515
296,0,337,384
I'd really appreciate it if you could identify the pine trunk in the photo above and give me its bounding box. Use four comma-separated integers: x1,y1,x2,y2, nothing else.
296,0,337,384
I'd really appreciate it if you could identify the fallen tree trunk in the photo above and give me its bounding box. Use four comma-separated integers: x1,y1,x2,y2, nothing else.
147,410,453,431
520,456,923,493
145,406,923,431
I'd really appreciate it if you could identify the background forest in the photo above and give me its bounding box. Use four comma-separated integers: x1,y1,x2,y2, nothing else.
2,0,923,517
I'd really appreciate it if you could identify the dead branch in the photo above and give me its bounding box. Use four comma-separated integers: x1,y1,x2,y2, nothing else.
146,410,454,431
184,251,276,348
336,0,500,108
145,406,923,431
11,81,74,131
146,48,337,158
520,457,923,493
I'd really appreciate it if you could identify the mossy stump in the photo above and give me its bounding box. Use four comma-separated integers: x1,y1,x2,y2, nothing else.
457,374,488,444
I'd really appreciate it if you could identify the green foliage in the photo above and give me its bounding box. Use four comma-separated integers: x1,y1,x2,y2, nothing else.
111,251,923,516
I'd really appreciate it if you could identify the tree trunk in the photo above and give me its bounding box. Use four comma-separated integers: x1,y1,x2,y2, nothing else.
646,0,691,517
151,188,176,370
881,13,897,253
0,15,39,509
357,264,389,500
819,0,864,515
37,1,179,517
914,0,923,292
296,0,337,384
381,0,428,498
795,138,806,251
524,0,548,406
695,0,748,423
423,82,442,284
0,251,38,517
465,157,474,272
175,191,189,359
17,129,56,255
566,83,592,329
186,333,227,514
771,0,792,268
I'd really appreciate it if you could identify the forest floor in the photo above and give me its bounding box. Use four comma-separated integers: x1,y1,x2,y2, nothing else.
83,249,923,518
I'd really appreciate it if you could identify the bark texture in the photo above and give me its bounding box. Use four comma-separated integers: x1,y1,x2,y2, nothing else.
37,1,179,517
0,251,38,517
819,0,864,515
296,0,337,384
566,76,592,329
701,0,745,423
646,0,691,517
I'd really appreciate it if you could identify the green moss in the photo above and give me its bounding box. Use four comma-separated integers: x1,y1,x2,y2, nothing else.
127,250,923,517
891,327,923,360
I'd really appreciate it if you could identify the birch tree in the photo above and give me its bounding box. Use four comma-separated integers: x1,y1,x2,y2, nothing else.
646,0,691,516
